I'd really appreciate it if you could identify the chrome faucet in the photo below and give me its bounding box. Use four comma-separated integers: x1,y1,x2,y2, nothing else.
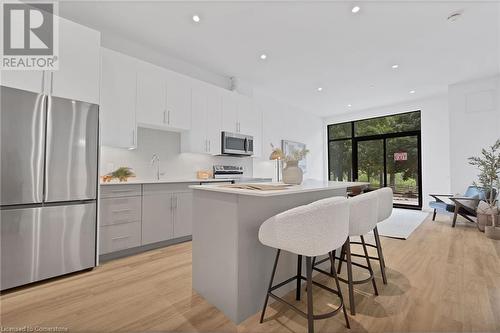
151,153,161,181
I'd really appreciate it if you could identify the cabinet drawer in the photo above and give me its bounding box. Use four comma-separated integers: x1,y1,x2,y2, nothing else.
100,196,141,226
100,184,142,198
143,183,196,195
99,222,141,254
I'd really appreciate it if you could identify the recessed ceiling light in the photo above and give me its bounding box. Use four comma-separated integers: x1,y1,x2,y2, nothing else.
391,64,399,69
351,6,361,13
192,15,201,23
347,104,352,107
260,53,267,60
317,87,323,92
409,90,416,94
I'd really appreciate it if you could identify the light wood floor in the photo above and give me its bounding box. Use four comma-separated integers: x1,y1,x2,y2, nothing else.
1,214,500,332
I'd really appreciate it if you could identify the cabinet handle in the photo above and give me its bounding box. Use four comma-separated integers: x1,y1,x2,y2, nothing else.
50,72,54,94
112,235,130,241
174,196,178,209
131,129,135,146
112,209,132,213
208,140,211,152
163,110,166,123
205,139,208,152
167,110,171,124
41,71,45,93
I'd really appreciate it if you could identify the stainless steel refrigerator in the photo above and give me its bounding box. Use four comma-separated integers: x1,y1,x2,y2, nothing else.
0,86,99,291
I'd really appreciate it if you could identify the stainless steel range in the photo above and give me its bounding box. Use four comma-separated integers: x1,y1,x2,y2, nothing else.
213,165,271,183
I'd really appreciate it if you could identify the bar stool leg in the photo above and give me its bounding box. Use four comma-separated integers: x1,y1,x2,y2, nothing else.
360,235,378,296
329,251,350,329
331,249,336,275
345,238,356,315
373,227,387,284
260,249,281,323
296,255,302,300
337,243,346,274
305,256,314,333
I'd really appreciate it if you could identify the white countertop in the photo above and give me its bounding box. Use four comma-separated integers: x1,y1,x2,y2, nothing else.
190,180,369,197
100,178,235,185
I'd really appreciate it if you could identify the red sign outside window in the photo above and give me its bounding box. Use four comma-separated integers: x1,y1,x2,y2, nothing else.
394,152,408,161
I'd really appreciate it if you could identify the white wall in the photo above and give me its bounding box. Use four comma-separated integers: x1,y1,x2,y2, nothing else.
448,75,500,192
101,32,230,90
323,95,450,210
253,94,325,181
101,127,253,180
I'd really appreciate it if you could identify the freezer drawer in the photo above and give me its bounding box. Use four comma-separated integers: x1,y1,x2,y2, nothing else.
0,202,96,290
45,96,98,202
0,86,46,206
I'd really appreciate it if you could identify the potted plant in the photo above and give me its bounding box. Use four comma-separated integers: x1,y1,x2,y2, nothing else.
282,148,309,185
102,167,136,183
468,139,500,239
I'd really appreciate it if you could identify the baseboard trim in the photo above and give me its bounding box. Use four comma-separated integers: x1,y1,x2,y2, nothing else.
99,236,192,263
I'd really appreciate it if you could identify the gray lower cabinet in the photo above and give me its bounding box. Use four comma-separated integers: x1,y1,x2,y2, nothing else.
99,187,142,255
99,221,141,254
142,191,174,244
142,183,195,245
99,182,195,255
173,191,193,238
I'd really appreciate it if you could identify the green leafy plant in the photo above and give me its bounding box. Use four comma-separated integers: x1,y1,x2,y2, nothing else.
107,167,136,182
468,139,500,226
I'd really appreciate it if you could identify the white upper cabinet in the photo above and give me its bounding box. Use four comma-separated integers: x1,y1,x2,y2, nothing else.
219,90,262,156
100,48,137,149
181,82,222,154
1,16,99,103
50,17,100,104
206,86,222,154
237,95,257,135
136,61,166,127
0,70,45,93
221,90,239,133
165,70,191,130
136,62,191,131
185,82,209,153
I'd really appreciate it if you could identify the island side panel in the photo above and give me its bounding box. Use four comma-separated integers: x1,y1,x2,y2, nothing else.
192,190,239,322
235,188,346,323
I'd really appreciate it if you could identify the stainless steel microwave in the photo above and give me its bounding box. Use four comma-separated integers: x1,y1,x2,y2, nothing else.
221,131,254,156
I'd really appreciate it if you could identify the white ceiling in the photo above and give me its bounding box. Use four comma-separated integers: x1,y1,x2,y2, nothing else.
59,1,500,117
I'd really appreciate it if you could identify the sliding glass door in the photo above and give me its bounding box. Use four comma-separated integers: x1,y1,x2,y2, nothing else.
356,139,384,190
328,111,422,209
385,135,420,207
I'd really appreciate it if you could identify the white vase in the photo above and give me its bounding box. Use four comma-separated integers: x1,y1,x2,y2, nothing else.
282,160,303,185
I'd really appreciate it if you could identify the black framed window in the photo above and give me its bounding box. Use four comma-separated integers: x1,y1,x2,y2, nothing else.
327,111,422,209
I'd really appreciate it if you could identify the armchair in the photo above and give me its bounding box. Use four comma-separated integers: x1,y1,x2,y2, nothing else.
429,186,494,228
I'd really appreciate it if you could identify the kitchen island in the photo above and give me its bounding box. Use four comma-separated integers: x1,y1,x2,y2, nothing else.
190,180,368,323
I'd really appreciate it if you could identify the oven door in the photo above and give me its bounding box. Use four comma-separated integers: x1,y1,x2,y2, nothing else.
222,132,253,156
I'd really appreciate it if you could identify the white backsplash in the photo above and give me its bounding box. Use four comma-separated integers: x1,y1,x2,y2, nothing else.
100,127,253,180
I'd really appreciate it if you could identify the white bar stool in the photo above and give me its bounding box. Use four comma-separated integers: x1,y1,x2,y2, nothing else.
333,191,380,315
258,197,351,333
337,187,393,285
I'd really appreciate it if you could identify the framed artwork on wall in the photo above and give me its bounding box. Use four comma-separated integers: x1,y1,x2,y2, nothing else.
282,139,307,173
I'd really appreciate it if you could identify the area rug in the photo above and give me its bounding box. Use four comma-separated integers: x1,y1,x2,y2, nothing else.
375,208,429,239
